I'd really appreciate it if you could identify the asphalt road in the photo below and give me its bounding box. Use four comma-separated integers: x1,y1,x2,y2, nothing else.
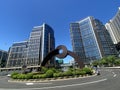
0,68,120,90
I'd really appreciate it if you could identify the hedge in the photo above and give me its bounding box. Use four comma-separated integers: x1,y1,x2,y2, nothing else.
11,67,94,79
53,72,64,77
82,67,93,75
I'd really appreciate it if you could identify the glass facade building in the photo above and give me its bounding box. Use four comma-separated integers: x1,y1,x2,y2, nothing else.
7,23,55,67
6,41,28,67
70,17,116,64
27,24,55,66
105,7,120,44
0,49,8,68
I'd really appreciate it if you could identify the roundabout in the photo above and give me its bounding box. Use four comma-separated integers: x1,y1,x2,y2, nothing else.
0,68,120,90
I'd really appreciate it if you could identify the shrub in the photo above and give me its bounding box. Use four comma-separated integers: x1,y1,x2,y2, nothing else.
75,70,81,75
82,67,93,75
33,75,39,79
115,59,120,66
26,73,33,79
72,71,76,76
45,70,54,78
72,69,86,76
63,70,73,76
11,67,94,79
68,68,74,72
17,74,26,79
49,68,58,73
11,72,19,78
41,67,48,73
79,70,86,75
12,73,33,79
40,74,47,78
53,72,64,78
53,73,58,78
12,75,18,79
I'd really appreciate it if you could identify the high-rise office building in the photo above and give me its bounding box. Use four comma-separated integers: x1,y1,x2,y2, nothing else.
7,23,55,68
0,49,8,68
27,24,55,66
6,41,28,67
70,16,116,64
105,7,120,44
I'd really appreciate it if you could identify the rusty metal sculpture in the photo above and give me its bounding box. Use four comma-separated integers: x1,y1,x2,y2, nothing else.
41,45,84,68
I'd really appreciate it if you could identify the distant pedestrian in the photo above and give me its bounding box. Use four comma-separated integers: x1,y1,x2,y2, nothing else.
93,65,100,75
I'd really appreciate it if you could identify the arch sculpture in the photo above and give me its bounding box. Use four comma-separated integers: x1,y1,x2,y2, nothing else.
41,45,84,68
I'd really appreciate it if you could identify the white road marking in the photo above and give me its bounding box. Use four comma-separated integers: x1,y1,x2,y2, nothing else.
25,82,52,85
26,83,34,85
113,74,117,77
112,72,117,77
24,78,107,89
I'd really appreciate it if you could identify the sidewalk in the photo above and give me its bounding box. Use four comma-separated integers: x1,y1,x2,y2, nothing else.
101,66,120,69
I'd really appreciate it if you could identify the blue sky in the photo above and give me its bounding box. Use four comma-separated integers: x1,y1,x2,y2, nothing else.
0,0,120,62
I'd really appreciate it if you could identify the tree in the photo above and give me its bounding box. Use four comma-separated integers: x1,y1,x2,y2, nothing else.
100,57,108,66
92,60,99,67
96,55,117,67
0,60,6,68
114,59,120,66
107,55,116,66
99,59,106,66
